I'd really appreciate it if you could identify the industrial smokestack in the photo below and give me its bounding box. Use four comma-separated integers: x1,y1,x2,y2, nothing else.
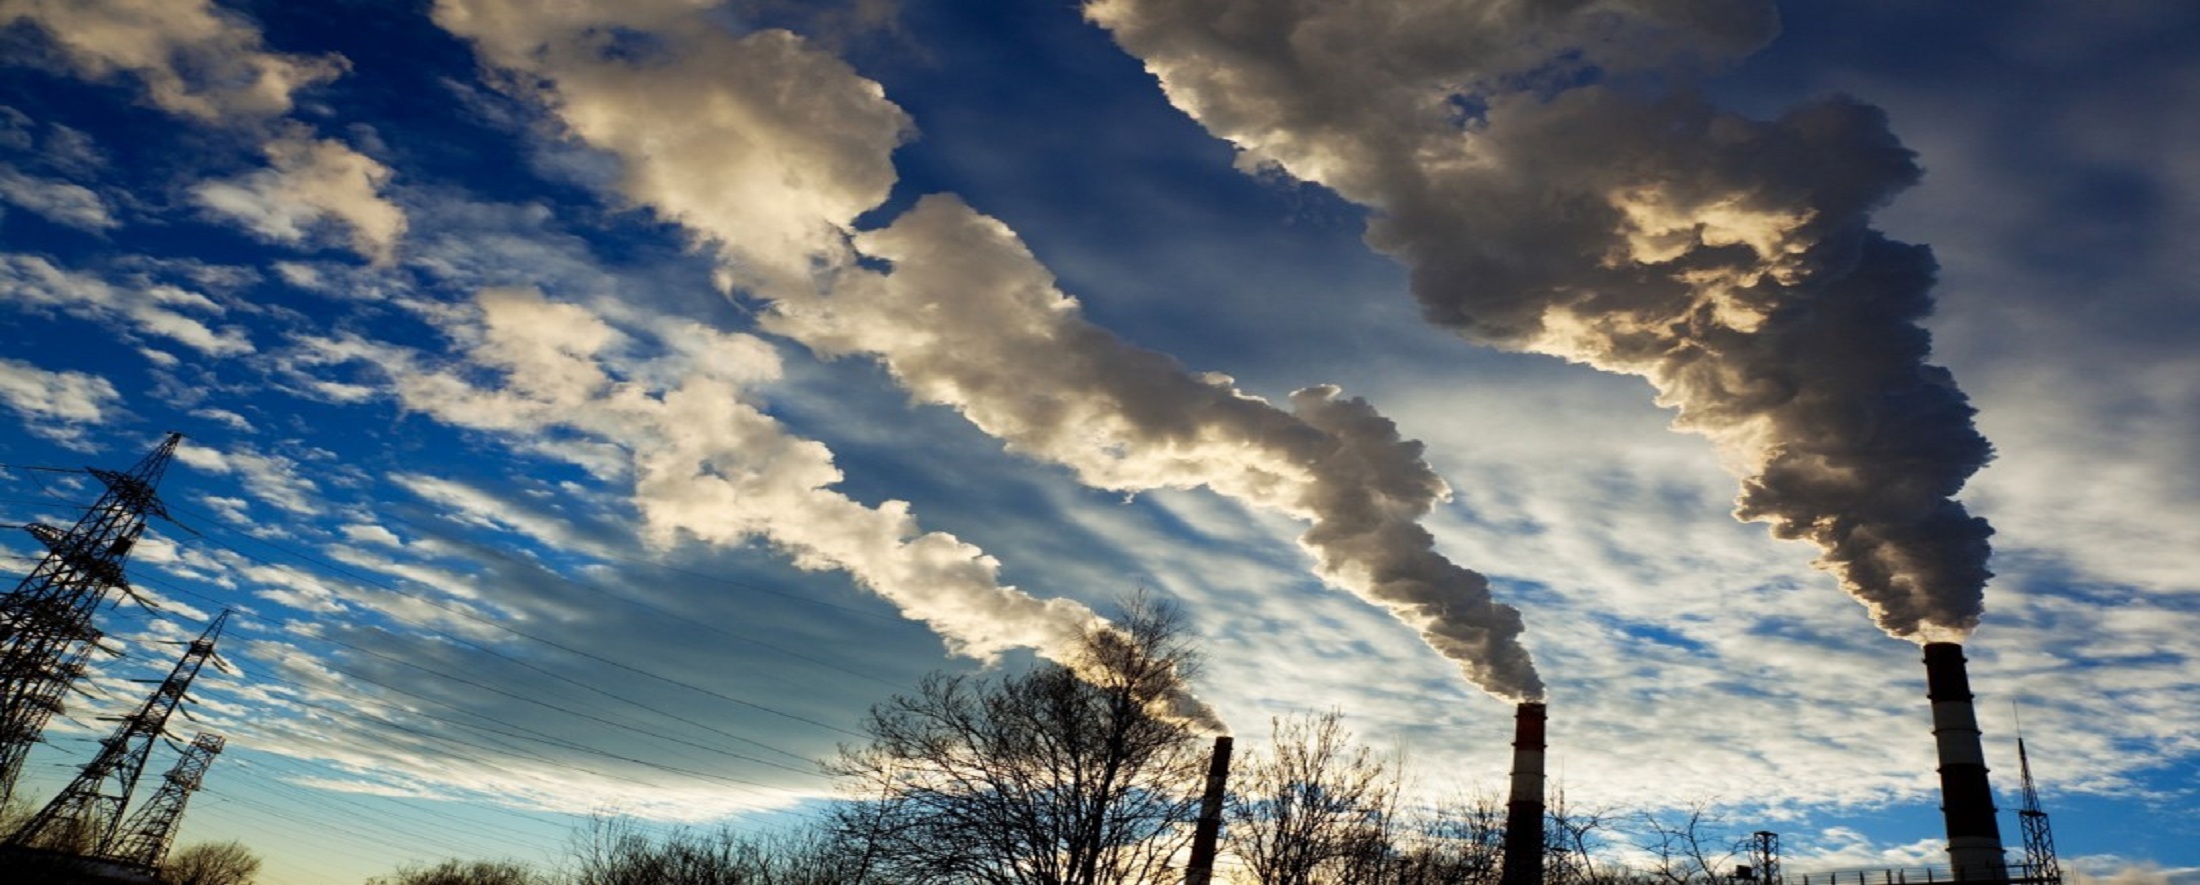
1184,735,1233,885
1500,702,1546,885
1923,643,2008,880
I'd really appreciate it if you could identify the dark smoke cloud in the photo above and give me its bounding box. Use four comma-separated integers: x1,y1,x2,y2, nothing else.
1091,0,1995,640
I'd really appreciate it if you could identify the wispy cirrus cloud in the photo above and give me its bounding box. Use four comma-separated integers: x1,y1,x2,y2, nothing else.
0,253,254,355
0,163,116,230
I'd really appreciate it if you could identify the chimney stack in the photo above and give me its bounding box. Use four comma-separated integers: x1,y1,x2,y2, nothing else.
1923,643,2008,880
1184,735,1233,885
1500,702,1547,885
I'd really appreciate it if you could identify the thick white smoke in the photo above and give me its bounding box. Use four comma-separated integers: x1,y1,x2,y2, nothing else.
1087,0,1996,641
298,287,1228,726
432,0,1544,701
775,195,1540,701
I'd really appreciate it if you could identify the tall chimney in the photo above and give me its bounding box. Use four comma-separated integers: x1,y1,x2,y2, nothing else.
1184,735,1233,885
1923,643,2008,880
1500,702,1546,885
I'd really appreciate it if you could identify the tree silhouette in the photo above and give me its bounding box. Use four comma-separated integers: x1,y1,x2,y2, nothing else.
828,595,1208,885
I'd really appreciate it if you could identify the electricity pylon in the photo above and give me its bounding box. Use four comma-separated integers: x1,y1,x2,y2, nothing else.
106,732,225,870
0,432,182,807
9,611,228,854
2017,737,2061,884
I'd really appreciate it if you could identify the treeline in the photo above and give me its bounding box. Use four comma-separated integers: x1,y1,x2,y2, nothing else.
0,800,261,885
373,597,1758,885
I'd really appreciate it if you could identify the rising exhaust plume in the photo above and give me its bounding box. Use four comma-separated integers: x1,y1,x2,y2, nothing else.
1088,0,1996,643
433,0,1544,701
306,287,1219,728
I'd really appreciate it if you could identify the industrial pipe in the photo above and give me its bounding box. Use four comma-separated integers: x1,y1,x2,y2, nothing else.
1500,702,1546,885
1923,643,2008,881
1184,735,1233,885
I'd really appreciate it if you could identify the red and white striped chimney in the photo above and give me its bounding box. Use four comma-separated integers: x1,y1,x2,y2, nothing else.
1500,702,1546,885
1923,642,2008,880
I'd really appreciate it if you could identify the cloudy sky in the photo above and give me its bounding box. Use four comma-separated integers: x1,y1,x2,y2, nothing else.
1,1,2194,882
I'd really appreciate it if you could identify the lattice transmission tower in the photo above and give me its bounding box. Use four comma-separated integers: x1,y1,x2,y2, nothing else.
0,432,183,808
105,732,225,871
2016,737,2061,885
8,610,229,854
1746,830,1782,885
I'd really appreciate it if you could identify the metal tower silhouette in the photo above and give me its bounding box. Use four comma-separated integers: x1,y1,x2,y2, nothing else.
1746,831,1782,885
0,432,182,807
2016,738,2061,884
106,732,225,870
9,611,228,854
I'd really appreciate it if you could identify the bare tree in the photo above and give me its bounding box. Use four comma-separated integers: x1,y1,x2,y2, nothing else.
568,814,880,885
1225,711,1402,885
1545,786,1629,885
1384,792,1506,885
1635,800,1745,885
366,858,544,885
827,595,1209,885
164,840,263,885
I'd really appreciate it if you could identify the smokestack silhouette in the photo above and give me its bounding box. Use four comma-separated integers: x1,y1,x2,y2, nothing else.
1923,643,2007,879
1501,702,1546,885
1184,735,1233,885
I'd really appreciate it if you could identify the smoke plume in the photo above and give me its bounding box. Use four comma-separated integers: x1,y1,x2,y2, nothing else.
301,287,1223,728
1088,0,1995,641
775,195,1541,701
433,0,1544,701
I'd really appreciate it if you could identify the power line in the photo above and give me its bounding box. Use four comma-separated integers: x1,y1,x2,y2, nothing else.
163,501,873,741
136,575,832,781
372,505,910,690
123,582,837,819
7,446,887,869
217,748,568,861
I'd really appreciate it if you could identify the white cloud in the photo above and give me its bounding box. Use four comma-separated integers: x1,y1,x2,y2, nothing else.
175,439,325,516
2069,861,2200,885
0,356,122,442
0,253,253,355
339,522,403,548
0,0,342,121
192,132,408,264
196,494,253,525
0,164,116,229
188,406,256,433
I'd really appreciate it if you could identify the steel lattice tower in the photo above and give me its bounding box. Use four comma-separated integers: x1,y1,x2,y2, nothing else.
0,432,182,808
8,611,228,854
105,732,225,870
1747,831,1782,885
2016,738,2061,885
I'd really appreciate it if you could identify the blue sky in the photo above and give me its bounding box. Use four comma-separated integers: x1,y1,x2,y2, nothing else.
1,1,2194,883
